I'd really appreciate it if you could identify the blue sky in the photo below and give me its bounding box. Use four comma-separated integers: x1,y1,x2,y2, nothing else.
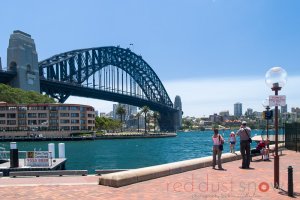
1,0,300,116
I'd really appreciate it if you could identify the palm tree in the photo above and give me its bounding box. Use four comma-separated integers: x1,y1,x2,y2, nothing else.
136,112,141,132
153,111,160,132
116,105,126,132
141,106,150,134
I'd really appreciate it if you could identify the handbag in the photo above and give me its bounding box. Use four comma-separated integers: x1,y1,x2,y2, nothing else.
219,144,224,151
218,135,224,151
244,128,252,143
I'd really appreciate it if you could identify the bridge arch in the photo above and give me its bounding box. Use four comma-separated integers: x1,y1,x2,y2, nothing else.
39,46,173,110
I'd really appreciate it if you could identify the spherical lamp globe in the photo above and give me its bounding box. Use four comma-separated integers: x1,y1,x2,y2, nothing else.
265,67,287,89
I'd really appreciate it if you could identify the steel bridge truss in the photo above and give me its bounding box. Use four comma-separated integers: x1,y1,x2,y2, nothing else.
39,46,174,111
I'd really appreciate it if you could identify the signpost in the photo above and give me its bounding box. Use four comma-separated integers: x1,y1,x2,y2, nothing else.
25,151,49,167
269,95,286,107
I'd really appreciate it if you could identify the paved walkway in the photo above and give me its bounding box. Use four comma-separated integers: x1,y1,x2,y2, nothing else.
0,150,299,200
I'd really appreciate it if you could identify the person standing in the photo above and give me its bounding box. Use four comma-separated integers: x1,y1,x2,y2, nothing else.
212,129,224,170
236,121,252,169
229,131,236,153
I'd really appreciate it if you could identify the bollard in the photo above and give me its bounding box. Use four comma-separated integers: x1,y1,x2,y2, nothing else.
58,143,65,158
48,143,55,158
10,142,19,168
288,166,294,197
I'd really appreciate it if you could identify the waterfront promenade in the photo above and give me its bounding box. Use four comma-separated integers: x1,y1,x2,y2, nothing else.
0,150,299,200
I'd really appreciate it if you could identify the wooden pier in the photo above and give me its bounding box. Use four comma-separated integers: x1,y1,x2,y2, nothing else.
0,158,67,176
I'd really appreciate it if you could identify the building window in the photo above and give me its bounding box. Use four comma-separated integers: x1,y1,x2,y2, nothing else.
60,113,69,117
71,126,79,130
38,113,48,118
59,106,68,110
18,113,26,118
0,114,5,118
38,120,48,125
49,126,58,130
49,119,58,124
71,119,79,124
28,113,37,118
0,120,6,124
18,120,26,125
71,113,79,117
70,106,79,110
28,107,39,110
7,113,16,118
28,120,37,125
80,120,86,124
60,126,70,130
60,119,70,124
50,113,58,118
7,120,16,125
49,106,58,111
18,106,27,111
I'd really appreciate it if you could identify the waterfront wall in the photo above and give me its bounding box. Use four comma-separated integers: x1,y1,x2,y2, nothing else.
99,152,242,188
0,130,76,138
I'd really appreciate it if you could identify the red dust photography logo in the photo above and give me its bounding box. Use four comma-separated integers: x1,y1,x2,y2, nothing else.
166,174,284,197
258,182,270,192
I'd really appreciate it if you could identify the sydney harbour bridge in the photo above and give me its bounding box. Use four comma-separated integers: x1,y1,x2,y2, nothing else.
0,30,182,131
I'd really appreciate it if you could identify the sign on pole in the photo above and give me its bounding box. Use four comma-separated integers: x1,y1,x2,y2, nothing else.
269,95,286,107
25,151,49,167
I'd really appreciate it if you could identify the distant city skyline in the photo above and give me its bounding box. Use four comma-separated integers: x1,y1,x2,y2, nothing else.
1,1,300,117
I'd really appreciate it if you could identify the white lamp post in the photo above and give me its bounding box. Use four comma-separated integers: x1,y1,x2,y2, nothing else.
265,66,287,189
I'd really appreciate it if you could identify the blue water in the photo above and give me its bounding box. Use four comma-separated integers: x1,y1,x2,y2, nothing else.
0,129,283,173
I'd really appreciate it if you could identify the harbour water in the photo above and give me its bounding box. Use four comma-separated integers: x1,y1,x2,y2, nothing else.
0,130,283,173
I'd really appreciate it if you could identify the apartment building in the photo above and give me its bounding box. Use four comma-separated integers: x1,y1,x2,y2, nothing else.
0,102,95,132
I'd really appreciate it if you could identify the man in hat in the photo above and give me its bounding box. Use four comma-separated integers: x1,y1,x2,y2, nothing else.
236,121,252,169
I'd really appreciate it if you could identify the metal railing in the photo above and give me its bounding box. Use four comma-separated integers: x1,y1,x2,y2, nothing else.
285,122,300,152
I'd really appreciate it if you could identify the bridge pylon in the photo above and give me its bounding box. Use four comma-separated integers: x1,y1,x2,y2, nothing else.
7,30,40,92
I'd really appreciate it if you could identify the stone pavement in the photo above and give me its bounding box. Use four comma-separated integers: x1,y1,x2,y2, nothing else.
0,150,299,200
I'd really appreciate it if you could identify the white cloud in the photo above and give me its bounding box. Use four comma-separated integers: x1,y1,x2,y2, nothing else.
164,75,300,117
65,75,300,117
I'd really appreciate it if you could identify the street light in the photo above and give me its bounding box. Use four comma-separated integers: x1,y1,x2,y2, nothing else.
265,66,287,189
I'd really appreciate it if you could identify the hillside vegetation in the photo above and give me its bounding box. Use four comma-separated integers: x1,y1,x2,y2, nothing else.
0,83,55,104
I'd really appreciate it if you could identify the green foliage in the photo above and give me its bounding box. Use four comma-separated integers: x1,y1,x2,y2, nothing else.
116,105,126,122
95,116,122,132
141,106,150,133
0,84,55,104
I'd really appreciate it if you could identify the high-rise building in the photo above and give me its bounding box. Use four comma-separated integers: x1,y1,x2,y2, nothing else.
112,104,118,119
246,108,253,116
281,104,287,113
234,102,242,117
174,95,183,129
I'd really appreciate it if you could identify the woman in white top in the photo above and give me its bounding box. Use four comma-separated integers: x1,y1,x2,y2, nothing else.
212,129,224,170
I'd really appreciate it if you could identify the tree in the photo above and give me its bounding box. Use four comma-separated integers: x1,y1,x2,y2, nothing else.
116,105,126,132
153,111,160,132
95,116,122,132
0,83,55,103
141,106,150,134
136,112,141,132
